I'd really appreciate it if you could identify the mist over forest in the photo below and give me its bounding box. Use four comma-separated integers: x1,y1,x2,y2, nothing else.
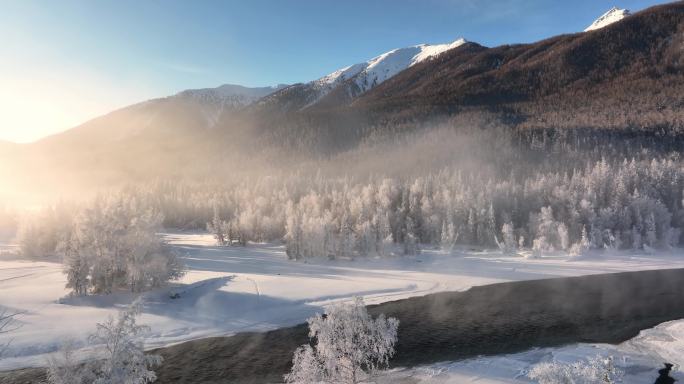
2,2,684,384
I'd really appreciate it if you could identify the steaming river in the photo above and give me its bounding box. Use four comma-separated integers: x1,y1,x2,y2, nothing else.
3,268,684,383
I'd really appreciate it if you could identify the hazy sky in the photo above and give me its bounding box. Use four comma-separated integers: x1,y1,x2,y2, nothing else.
0,0,670,143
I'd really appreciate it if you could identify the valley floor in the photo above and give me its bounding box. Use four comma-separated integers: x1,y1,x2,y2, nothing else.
1,233,684,382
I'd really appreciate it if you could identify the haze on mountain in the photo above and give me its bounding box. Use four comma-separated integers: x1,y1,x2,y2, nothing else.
1,2,683,206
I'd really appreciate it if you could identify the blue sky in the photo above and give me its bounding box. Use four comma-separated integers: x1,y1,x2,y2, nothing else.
0,0,671,142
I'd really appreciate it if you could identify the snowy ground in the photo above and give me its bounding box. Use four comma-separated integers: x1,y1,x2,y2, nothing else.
2,232,684,380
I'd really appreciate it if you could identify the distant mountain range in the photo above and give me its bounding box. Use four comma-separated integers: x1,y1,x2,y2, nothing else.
2,2,683,201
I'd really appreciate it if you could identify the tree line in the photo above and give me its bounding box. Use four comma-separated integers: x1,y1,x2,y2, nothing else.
15,124,684,268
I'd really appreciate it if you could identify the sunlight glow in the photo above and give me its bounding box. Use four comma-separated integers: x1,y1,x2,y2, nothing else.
0,68,155,143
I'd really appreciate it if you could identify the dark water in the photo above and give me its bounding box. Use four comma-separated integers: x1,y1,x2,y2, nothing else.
3,268,684,383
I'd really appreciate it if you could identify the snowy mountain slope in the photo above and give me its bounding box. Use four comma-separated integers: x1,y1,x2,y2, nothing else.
584,7,631,31
261,38,468,111
352,38,468,96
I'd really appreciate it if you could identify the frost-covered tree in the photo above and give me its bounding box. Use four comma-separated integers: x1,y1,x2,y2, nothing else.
557,223,570,251
337,222,355,259
440,217,458,252
88,300,162,384
403,217,419,256
373,212,392,256
47,301,161,384
285,297,399,384
499,222,517,254
63,198,184,295
18,146,684,263
206,205,230,246
285,201,303,260
569,225,591,257
17,203,74,259
63,237,90,296
283,345,323,384
645,212,657,248
47,341,96,384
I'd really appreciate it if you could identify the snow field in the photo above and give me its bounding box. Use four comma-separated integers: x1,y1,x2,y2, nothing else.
2,232,684,378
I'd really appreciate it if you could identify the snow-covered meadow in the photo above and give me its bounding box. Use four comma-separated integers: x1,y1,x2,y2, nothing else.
2,232,684,381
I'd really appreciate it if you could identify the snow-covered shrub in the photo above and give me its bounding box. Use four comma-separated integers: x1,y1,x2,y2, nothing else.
47,341,96,384
285,297,399,384
48,300,161,384
283,345,324,384
527,355,621,384
207,205,230,246
89,300,162,384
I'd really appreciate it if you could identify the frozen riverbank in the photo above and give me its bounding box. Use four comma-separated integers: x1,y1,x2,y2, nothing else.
2,232,684,372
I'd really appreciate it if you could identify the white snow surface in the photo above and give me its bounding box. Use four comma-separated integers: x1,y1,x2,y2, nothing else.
352,38,467,94
2,232,684,379
584,7,631,32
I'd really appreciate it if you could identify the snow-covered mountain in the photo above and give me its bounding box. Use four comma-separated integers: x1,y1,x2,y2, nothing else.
262,38,469,111
317,38,468,98
584,7,631,32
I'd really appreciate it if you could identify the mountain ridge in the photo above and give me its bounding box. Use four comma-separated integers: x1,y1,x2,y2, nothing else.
258,38,469,113
2,1,683,202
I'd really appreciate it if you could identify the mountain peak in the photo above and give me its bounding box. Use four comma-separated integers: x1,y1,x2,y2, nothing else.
299,37,469,107
355,38,468,93
584,7,630,32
